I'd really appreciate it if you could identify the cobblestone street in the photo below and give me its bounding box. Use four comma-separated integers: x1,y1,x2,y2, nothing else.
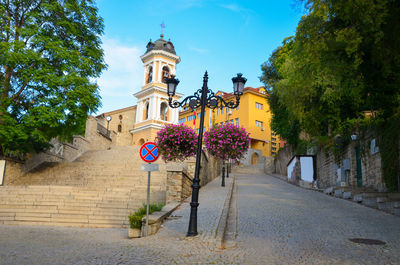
1,173,399,264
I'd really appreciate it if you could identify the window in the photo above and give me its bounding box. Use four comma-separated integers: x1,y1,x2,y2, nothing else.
197,113,201,118
230,119,234,124
187,115,195,121
146,66,153,84
272,142,276,146
256,102,263,109
272,152,276,155
260,90,266,94
236,105,239,110
217,108,219,115
271,137,276,141
271,132,276,136
162,66,170,83
256,120,263,127
119,115,123,120
160,102,168,121
184,106,189,111
118,124,122,132
143,102,149,120
272,147,277,151
221,107,224,114
235,118,239,126
179,118,186,124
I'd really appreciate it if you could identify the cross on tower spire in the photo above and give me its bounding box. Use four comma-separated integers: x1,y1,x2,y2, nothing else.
160,22,166,38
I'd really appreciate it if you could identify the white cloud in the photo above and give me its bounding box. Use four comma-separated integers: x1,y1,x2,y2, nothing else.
188,44,208,53
220,3,242,12
96,38,144,113
219,3,253,25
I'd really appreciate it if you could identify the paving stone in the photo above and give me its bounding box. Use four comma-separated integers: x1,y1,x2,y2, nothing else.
0,173,399,264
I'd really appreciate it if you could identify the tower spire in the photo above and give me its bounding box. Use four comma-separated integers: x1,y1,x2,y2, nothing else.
160,22,166,38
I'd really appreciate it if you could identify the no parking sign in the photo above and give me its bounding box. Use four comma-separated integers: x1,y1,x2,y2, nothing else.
140,142,159,163
139,142,160,237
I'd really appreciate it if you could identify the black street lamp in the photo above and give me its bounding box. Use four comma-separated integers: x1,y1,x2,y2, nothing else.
166,71,247,236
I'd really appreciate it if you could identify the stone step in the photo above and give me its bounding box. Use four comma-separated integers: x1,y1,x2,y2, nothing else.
377,200,400,214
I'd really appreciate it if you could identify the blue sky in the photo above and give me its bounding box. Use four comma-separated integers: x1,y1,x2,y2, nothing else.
95,0,305,114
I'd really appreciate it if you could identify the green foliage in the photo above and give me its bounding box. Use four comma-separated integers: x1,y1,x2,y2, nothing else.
260,37,302,149
0,0,106,157
261,0,400,189
377,116,400,191
128,203,164,229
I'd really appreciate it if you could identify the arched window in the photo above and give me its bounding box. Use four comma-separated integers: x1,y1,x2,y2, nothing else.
162,66,170,83
138,138,145,146
160,102,168,121
118,124,122,132
143,101,149,120
119,115,123,120
147,66,153,84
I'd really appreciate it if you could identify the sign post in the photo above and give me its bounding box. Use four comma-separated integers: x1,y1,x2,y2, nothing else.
139,142,159,237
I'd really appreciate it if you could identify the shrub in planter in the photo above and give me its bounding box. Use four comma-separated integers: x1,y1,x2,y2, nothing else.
128,203,164,238
155,124,198,162
204,124,250,163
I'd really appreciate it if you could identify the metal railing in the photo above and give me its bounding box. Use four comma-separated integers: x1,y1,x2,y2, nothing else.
97,123,111,140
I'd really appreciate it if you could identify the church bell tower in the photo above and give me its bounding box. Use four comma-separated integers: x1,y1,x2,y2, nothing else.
131,34,183,145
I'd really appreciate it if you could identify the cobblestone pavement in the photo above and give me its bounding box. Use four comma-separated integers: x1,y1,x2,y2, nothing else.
1,173,400,264
234,173,400,264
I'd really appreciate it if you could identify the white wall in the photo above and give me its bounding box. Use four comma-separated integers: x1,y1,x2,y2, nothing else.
287,159,296,180
300,156,314,182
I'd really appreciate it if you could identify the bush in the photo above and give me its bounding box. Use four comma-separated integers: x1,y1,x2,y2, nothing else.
155,124,198,162
128,203,164,229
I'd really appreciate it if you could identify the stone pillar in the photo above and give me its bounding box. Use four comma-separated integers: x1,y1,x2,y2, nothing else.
166,163,192,204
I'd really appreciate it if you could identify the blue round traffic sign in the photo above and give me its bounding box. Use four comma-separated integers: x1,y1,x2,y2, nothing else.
140,142,159,163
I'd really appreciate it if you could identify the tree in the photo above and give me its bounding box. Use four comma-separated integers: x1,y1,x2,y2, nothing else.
260,37,302,149
0,0,106,158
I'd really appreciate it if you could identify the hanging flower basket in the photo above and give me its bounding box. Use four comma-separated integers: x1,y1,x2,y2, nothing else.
155,124,198,162
204,124,250,163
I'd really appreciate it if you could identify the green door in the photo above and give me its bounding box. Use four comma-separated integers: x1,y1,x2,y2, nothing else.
355,146,362,187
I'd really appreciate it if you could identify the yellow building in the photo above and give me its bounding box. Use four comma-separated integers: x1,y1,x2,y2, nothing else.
178,87,281,163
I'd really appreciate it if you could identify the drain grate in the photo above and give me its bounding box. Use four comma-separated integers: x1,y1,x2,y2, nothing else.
349,238,386,245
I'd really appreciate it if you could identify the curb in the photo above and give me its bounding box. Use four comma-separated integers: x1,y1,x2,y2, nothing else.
215,174,235,249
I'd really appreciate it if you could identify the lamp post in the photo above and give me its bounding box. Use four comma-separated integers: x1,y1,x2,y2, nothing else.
106,115,112,137
166,71,246,236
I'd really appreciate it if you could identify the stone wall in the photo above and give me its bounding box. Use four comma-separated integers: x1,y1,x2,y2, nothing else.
165,164,193,204
84,116,115,150
2,160,24,185
264,157,274,174
316,134,387,191
273,145,294,176
166,150,221,203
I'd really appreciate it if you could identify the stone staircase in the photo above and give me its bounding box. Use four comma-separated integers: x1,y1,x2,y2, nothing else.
324,186,400,217
0,146,167,228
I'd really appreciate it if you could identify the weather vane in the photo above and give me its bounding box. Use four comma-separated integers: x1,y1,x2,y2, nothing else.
160,22,166,37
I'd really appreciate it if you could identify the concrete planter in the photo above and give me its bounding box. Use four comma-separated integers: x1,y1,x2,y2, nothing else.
128,228,141,238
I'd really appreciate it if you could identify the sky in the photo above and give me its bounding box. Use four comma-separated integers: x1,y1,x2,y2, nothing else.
95,0,306,114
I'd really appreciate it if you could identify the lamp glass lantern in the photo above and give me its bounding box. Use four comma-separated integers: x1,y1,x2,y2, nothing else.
166,75,179,97
232,73,247,96
106,116,112,122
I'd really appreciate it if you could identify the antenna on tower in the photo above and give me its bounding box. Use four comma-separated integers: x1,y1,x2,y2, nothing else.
160,22,166,38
